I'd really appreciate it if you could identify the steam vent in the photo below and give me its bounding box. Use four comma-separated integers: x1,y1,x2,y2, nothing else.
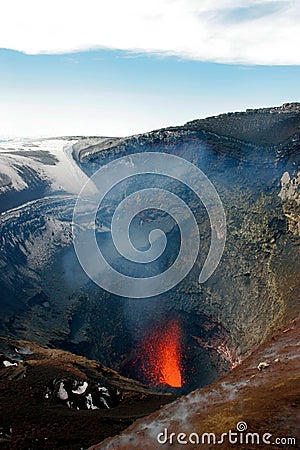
0,103,299,449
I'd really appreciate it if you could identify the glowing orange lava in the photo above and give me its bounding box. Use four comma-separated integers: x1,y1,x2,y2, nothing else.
141,319,183,388
158,321,182,387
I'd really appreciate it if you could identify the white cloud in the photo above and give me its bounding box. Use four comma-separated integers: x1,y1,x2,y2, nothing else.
0,0,299,64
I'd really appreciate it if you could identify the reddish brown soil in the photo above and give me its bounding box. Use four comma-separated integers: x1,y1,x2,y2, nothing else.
0,340,176,450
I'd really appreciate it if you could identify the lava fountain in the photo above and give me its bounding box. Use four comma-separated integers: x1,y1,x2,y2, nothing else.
140,319,183,389
121,311,233,393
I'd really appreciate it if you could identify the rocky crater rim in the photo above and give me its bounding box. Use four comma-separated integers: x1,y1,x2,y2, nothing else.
75,102,300,163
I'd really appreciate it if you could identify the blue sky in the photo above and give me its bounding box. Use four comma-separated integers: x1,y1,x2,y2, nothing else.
1,49,299,137
0,0,299,137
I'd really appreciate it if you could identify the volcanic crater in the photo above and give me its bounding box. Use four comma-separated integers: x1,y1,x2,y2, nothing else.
0,103,299,449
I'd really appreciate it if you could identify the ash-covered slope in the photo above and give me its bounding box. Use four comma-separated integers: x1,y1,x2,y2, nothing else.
0,338,175,449
0,103,299,397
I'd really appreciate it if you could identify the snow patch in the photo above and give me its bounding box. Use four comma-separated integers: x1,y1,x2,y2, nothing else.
72,381,88,394
57,382,69,401
3,360,18,367
0,138,97,196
